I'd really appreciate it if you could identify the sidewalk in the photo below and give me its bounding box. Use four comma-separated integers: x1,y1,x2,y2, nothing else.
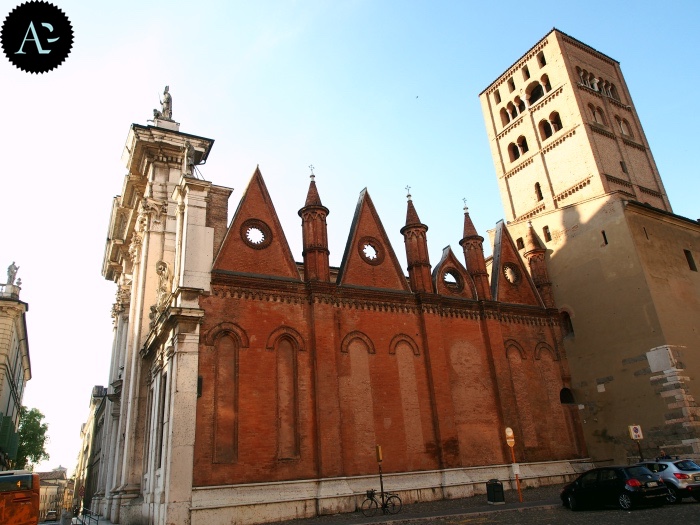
70,483,565,525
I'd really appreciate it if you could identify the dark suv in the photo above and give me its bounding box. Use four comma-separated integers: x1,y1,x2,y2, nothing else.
636,458,700,503
561,465,668,510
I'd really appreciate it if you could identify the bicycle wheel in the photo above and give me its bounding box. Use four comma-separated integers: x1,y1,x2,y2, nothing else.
361,497,378,517
385,494,402,514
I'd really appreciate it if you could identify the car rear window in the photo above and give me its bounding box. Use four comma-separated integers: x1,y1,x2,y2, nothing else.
674,460,700,471
625,466,653,478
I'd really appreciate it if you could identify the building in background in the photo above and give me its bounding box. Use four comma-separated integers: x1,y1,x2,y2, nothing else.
38,466,68,521
0,262,31,470
480,28,700,463
92,98,587,524
73,386,106,512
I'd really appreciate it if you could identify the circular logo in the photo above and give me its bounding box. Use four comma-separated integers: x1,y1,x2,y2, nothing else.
1,1,73,74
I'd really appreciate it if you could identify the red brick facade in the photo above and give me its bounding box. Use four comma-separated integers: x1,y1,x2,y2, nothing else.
193,168,585,487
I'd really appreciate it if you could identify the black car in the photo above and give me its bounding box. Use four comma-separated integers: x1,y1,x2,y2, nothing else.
561,465,668,510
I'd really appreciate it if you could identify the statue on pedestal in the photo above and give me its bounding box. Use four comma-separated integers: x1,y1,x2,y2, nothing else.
153,85,173,121
7,262,19,285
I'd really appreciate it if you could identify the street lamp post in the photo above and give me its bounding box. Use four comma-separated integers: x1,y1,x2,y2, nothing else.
505,427,523,503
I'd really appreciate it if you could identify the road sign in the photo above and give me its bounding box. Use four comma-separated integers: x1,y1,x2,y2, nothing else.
628,425,643,440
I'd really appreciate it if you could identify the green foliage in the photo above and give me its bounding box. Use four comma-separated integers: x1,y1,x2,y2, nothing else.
14,407,49,470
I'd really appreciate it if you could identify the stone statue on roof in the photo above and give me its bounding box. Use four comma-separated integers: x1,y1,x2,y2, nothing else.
7,262,19,285
153,85,173,121
183,141,196,176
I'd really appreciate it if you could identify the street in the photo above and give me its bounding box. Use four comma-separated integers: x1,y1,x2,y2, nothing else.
428,500,699,524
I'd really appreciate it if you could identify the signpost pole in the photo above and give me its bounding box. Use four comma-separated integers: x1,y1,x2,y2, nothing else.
376,445,385,503
505,428,523,503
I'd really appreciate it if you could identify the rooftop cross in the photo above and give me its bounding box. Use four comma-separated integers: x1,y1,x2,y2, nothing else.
405,185,412,201
309,164,315,181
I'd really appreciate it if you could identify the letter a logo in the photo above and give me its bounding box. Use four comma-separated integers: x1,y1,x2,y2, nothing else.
1,2,73,73
15,21,59,54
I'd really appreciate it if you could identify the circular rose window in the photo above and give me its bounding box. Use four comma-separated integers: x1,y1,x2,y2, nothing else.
503,263,520,285
240,219,273,249
443,268,464,292
358,236,385,265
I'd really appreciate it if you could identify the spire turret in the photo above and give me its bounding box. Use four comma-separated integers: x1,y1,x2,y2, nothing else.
400,188,433,293
459,202,491,300
523,221,555,307
299,169,330,282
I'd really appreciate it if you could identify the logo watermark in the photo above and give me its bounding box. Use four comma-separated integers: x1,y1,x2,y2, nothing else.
1,1,73,73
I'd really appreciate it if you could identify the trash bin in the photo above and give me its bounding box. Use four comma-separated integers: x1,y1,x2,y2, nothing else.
486,478,505,505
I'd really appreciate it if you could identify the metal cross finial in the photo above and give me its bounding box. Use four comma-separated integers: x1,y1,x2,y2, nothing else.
309,164,315,181
405,185,412,201
463,197,468,213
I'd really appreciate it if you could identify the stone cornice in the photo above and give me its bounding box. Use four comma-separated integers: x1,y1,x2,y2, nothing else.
554,176,591,203
504,157,534,180
209,280,557,325
542,127,577,154
622,137,646,151
529,85,564,113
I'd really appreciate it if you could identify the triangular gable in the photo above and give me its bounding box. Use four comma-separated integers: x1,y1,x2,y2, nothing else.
490,221,544,307
432,246,477,299
213,167,300,280
337,189,411,292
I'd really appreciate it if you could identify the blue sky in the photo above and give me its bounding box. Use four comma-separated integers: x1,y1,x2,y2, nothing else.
1,0,698,473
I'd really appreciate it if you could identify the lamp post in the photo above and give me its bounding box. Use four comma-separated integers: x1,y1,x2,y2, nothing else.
505,427,523,503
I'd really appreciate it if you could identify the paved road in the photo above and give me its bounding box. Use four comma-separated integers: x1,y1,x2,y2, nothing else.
426,501,699,525
275,483,699,525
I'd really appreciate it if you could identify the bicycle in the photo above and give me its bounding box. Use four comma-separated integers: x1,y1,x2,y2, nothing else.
360,488,402,517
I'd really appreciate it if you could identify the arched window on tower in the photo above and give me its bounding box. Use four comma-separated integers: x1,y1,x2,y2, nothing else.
615,116,630,135
500,107,510,126
526,81,544,105
537,51,546,67
621,118,633,137
561,311,574,338
560,388,576,404
609,84,620,101
539,119,553,140
515,96,526,114
589,103,598,122
541,74,551,92
550,111,563,132
517,136,529,154
535,182,544,201
508,142,520,162
507,101,517,119
595,107,606,126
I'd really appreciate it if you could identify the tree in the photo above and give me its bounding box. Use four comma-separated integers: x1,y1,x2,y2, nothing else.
14,407,49,470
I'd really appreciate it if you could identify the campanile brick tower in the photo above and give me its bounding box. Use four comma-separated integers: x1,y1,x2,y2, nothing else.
480,29,700,464
480,28,670,223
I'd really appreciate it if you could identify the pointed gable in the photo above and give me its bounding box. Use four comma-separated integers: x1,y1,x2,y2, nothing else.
337,189,411,291
490,221,544,306
432,246,477,299
213,167,300,280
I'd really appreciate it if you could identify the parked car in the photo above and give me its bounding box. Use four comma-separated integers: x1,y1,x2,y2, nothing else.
636,458,700,503
45,509,57,521
560,465,668,510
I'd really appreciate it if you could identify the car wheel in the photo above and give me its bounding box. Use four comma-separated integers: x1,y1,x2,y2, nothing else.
692,493,700,502
618,492,633,510
567,494,579,511
666,485,681,504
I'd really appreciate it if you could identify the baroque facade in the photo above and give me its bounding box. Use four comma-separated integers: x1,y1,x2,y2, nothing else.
480,29,700,462
94,107,586,523
0,263,31,470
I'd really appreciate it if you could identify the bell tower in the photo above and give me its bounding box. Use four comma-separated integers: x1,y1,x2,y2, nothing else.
479,28,670,224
